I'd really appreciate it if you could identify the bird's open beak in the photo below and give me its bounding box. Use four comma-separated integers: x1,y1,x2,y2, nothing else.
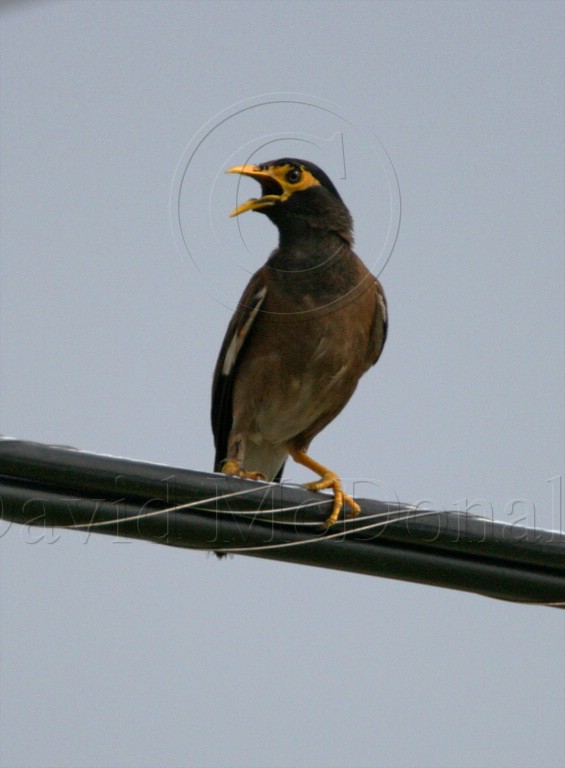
226,164,283,217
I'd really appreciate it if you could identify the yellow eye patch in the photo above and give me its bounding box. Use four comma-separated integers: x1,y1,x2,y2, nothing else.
265,163,321,196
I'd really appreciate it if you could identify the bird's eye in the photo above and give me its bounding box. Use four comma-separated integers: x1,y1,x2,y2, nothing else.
285,167,302,184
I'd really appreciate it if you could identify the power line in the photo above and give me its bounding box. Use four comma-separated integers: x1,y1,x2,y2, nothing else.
1,438,563,606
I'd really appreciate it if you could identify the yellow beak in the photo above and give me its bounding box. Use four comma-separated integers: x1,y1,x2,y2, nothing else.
226,164,281,217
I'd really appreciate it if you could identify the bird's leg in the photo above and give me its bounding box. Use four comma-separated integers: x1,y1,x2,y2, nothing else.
288,447,361,528
221,458,266,482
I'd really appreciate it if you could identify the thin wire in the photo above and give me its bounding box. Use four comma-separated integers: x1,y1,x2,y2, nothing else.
65,483,272,529
211,508,438,554
202,495,418,523
195,497,331,519
63,481,417,543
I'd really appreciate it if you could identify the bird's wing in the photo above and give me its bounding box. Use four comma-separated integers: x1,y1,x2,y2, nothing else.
367,278,388,367
211,270,268,473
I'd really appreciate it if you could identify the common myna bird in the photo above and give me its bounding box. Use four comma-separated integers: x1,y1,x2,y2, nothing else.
212,158,387,527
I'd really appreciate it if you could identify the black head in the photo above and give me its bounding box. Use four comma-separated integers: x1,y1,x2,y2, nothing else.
227,158,353,242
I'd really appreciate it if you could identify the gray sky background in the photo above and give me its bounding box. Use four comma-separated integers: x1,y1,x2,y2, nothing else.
1,2,563,767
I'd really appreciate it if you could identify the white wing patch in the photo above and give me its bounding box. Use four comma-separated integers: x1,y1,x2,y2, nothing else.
222,286,267,376
376,284,387,324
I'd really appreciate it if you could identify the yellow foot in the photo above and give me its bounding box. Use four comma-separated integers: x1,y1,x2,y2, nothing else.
221,459,266,482
305,471,361,528
288,447,361,528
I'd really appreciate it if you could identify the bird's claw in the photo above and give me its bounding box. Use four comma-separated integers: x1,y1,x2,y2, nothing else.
305,472,361,528
221,459,266,482
239,470,267,481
